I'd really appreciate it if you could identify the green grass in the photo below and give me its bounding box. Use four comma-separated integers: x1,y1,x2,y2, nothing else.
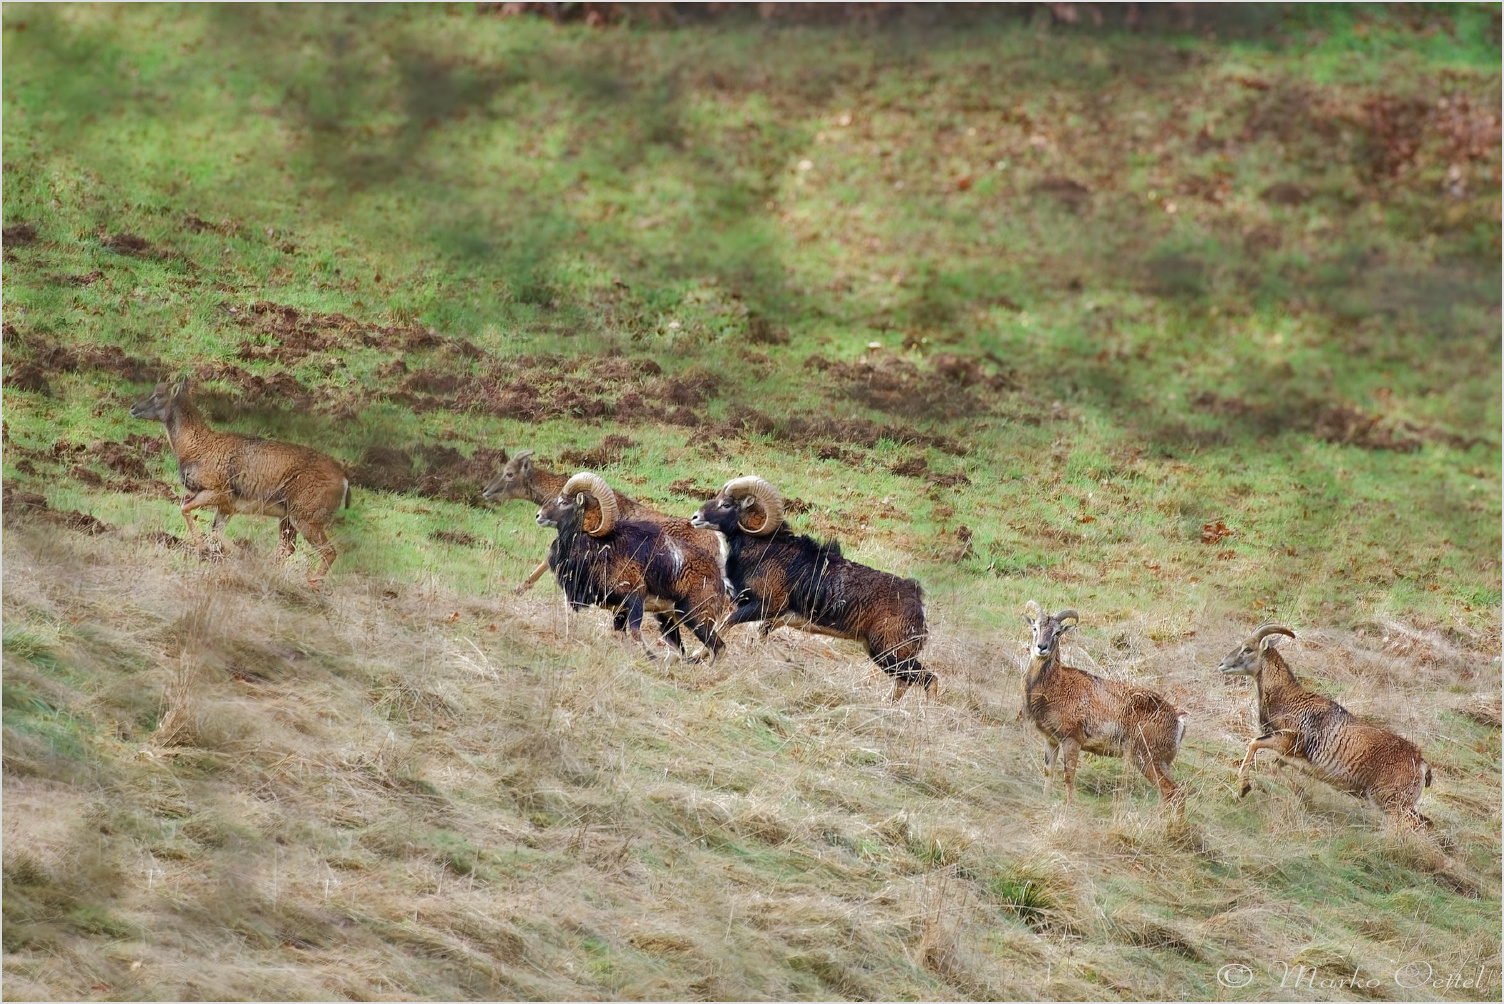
2,4,1500,1001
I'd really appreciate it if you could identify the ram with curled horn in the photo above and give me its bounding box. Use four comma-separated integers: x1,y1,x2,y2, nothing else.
691,476,935,700
536,471,728,661
1218,622,1432,829
1021,602,1188,810
482,445,728,603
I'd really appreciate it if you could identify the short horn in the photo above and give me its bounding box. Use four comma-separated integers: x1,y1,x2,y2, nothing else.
723,476,782,536
562,471,618,536
1054,609,1079,626
514,449,534,463
1250,623,1295,644
1023,600,1043,621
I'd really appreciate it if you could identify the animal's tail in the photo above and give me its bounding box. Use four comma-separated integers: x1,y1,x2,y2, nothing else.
342,478,352,510
1423,761,1433,788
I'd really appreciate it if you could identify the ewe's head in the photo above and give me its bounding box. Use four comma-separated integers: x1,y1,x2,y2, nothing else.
536,471,618,537
691,476,782,537
130,377,190,422
481,449,532,502
1023,600,1078,661
1218,624,1295,676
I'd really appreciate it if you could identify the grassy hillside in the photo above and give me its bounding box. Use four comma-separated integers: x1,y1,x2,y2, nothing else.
3,4,1500,1000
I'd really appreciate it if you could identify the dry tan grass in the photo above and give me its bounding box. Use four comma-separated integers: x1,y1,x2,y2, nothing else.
2,521,1499,1001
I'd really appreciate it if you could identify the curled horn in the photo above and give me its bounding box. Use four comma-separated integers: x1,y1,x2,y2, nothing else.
723,476,783,536
1054,609,1079,628
1250,623,1295,646
561,471,618,536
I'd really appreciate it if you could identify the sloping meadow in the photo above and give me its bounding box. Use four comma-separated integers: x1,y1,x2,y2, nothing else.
2,522,1499,1000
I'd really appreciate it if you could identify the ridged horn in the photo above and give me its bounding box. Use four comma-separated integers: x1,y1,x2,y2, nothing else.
1054,609,1079,627
1023,600,1043,622
1250,623,1295,646
561,471,618,536
723,476,783,536
514,449,534,464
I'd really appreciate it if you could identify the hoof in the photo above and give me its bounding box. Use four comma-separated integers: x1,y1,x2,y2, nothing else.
1238,783,1251,798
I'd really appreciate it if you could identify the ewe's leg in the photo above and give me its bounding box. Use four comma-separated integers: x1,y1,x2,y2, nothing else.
1059,736,1082,805
293,518,337,587
1238,731,1298,797
1042,742,1058,800
277,517,298,559
180,489,232,546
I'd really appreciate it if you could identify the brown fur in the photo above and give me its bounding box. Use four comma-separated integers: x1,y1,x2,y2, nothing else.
692,483,933,700
482,449,725,593
1218,625,1432,829
1022,603,1187,808
130,378,348,586
537,486,727,661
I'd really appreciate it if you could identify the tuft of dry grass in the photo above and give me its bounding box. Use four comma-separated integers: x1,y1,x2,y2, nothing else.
2,518,1499,1000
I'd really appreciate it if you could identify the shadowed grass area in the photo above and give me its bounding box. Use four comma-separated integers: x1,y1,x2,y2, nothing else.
2,4,1499,1000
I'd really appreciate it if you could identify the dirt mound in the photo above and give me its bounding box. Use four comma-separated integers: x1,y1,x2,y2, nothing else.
3,222,38,245
385,353,718,427
559,434,638,470
1191,391,1489,452
349,444,510,503
101,232,154,257
1031,177,1092,210
194,363,312,406
1,485,115,535
233,301,443,364
4,335,166,390
805,352,1011,422
696,405,966,457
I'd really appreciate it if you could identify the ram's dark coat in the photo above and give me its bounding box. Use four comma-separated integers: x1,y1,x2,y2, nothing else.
541,498,726,658
694,499,932,695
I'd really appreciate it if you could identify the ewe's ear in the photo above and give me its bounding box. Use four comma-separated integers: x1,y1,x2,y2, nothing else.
1259,634,1285,652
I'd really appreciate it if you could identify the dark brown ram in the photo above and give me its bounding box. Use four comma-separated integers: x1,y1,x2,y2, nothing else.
539,472,727,662
690,476,934,700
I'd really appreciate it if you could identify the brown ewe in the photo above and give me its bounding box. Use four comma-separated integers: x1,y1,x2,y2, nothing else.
1218,624,1432,829
129,378,348,586
1022,602,1187,809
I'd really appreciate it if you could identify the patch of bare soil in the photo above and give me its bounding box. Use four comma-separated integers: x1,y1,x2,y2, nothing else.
1,485,115,535
3,334,166,390
3,222,38,245
31,436,178,500
690,405,967,458
666,477,718,501
559,434,637,469
430,529,480,547
349,444,510,503
101,232,154,257
385,353,724,427
1031,176,1092,211
1191,391,1490,452
194,363,313,408
232,301,443,364
806,351,1012,421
